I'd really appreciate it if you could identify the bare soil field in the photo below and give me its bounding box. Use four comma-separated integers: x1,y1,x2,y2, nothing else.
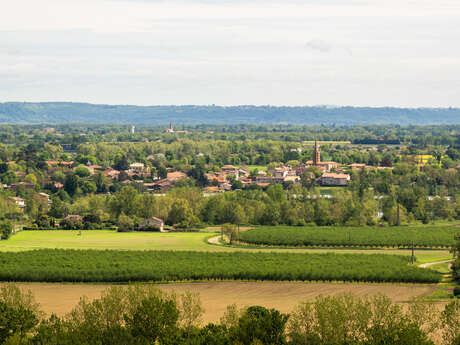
4,282,440,323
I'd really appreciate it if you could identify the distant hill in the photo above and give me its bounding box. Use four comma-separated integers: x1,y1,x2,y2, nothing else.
1,102,460,125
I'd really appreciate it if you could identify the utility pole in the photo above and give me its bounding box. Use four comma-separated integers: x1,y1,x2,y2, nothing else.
411,240,415,264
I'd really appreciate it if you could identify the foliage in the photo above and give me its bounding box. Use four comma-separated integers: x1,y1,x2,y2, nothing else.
287,294,437,345
117,213,134,232
0,249,441,283
235,306,289,345
0,221,13,240
240,225,459,248
440,300,460,345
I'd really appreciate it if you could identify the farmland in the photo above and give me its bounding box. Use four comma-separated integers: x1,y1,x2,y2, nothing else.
0,249,441,283
7,282,439,321
0,230,453,263
0,230,215,252
239,225,459,248
0,230,454,266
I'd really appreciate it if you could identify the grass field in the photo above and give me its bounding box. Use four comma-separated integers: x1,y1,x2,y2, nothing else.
6,282,439,322
0,230,453,265
0,230,215,252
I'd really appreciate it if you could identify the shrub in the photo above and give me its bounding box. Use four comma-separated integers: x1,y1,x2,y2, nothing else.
454,286,460,297
0,221,13,240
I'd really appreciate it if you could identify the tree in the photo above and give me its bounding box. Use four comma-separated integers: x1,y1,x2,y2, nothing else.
75,166,91,178
0,284,41,344
114,155,129,171
110,186,138,217
235,306,289,345
124,295,180,344
64,174,79,197
440,300,460,345
117,213,134,232
222,223,238,244
24,173,37,186
0,221,13,240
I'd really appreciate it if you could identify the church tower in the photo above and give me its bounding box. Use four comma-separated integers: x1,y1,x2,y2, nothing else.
313,141,320,166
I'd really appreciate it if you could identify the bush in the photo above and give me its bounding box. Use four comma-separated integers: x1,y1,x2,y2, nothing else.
454,286,460,297
118,213,134,232
0,221,13,240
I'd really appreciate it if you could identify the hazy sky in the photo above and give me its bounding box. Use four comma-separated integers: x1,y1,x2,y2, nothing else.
1,0,460,107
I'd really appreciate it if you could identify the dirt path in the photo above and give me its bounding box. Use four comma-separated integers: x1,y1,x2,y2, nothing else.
208,235,222,245
418,259,454,269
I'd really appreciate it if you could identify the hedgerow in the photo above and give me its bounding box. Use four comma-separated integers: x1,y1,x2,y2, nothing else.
239,225,458,248
0,249,440,283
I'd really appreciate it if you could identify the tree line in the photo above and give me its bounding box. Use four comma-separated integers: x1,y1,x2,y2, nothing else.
0,284,458,345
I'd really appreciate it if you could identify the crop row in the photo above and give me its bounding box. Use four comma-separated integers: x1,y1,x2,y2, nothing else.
239,226,458,248
0,249,440,283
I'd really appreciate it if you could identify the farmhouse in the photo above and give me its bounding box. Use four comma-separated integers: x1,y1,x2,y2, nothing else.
9,196,25,208
221,165,239,179
64,214,84,222
318,172,350,186
129,162,145,173
167,171,187,180
138,217,164,232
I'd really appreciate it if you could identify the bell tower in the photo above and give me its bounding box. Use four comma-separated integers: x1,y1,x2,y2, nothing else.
313,141,320,166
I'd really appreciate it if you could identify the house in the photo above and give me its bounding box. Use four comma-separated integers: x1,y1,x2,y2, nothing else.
9,196,25,208
283,175,300,183
103,168,120,179
9,182,35,191
38,192,51,204
305,160,339,172
255,176,285,184
138,217,164,232
318,172,350,186
203,186,221,195
268,166,290,178
45,160,74,168
129,162,145,173
64,214,83,222
86,164,103,175
348,163,367,170
238,167,250,177
152,179,172,191
53,182,64,189
221,165,239,179
167,171,187,180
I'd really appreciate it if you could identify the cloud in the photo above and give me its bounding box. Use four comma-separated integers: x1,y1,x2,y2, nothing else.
305,40,331,53
0,0,459,106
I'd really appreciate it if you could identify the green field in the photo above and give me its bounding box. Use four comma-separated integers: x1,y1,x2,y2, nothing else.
239,225,459,248
0,231,215,252
0,249,441,283
0,231,453,265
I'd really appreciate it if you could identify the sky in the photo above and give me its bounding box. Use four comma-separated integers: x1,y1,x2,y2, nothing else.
1,0,460,107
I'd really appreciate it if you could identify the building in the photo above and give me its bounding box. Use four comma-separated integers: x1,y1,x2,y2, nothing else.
318,172,350,186
138,217,164,232
313,141,321,166
165,122,174,133
103,168,120,179
9,196,25,208
167,171,187,180
130,124,135,134
303,141,339,172
221,165,239,179
129,162,145,173
8,182,35,191
349,163,367,170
